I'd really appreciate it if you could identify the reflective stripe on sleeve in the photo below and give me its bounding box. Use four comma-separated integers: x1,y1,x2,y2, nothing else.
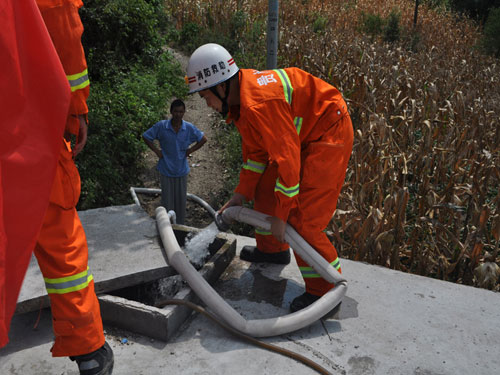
274,178,299,198
294,117,303,134
44,267,94,294
242,159,266,174
255,228,272,236
273,69,293,105
67,69,90,92
299,258,341,278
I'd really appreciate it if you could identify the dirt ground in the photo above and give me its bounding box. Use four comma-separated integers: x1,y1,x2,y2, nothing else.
136,49,228,228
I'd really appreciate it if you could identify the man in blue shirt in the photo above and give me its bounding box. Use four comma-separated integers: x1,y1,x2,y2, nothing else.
143,99,207,224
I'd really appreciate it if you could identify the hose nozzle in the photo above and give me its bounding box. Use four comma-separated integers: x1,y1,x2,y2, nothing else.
214,212,230,232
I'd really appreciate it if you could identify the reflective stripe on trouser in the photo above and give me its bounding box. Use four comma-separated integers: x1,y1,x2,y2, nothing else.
289,114,353,296
254,162,289,253
34,143,104,357
300,258,341,279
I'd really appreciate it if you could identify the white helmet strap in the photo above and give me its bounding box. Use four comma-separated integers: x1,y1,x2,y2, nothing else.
209,79,232,117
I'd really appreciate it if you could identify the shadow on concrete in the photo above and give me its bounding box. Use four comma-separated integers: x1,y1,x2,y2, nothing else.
1,309,54,355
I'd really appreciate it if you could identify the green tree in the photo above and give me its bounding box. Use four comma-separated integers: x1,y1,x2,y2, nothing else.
450,0,500,21
80,0,167,79
383,9,401,43
76,0,188,209
481,7,500,57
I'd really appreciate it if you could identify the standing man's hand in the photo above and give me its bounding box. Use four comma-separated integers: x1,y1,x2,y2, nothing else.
218,193,245,213
186,135,207,158
143,136,163,159
267,216,286,243
73,115,88,158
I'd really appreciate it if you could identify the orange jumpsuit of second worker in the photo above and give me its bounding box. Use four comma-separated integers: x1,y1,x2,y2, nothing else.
35,0,105,357
228,68,354,296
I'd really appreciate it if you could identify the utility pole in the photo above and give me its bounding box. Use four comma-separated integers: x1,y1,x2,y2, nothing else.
413,0,419,28
266,0,279,69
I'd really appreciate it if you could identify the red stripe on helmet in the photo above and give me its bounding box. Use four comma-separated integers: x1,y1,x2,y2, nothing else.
227,58,235,65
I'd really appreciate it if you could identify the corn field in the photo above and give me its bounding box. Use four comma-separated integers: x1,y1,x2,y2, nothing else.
165,0,500,291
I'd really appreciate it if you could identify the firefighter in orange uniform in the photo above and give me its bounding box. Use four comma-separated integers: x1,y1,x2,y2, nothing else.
187,44,353,313
34,1,114,373
1,0,71,349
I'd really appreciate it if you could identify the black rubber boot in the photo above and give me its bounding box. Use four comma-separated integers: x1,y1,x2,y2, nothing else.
240,246,290,265
290,292,342,317
70,341,114,375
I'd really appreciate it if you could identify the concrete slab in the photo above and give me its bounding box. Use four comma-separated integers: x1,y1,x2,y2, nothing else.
16,205,171,314
99,230,236,342
2,206,500,375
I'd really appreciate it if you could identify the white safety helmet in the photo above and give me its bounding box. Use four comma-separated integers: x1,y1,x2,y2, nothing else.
186,43,239,94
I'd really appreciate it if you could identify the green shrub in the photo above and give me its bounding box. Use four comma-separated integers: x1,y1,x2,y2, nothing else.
178,22,202,53
359,12,385,39
450,0,500,21
481,7,500,57
75,0,188,209
174,12,246,56
230,10,248,38
77,55,186,209
408,30,422,52
384,9,401,43
312,14,329,34
216,122,242,188
213,120,255,236
423,0,450,10
80,0,167,79
359,9,401,43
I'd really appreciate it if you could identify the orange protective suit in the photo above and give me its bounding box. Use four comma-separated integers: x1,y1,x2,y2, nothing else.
33,0,105,356
0,0,70,347
228,68,353,296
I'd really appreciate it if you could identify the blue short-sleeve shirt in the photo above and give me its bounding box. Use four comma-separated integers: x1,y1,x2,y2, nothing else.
143,119,204,177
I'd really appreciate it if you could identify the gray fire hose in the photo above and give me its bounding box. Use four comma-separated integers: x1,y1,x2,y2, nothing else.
155,205,347,337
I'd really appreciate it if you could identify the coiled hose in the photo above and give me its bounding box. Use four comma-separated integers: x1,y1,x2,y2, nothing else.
130,187,335,375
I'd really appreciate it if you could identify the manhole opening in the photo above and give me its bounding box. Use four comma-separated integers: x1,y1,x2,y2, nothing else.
108,229,227,307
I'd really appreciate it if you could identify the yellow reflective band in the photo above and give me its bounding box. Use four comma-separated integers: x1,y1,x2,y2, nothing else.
46,275,94,294
44,267,94,294
67,69,89,92
299,259,341,278
273,69,293,105
274,179,299,198
294,117,303,135
242,159,266,174
44,267,89,284
255,228,272,236
332,258,341,270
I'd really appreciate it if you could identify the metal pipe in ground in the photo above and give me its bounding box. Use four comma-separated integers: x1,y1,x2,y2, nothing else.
130,187,216,220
